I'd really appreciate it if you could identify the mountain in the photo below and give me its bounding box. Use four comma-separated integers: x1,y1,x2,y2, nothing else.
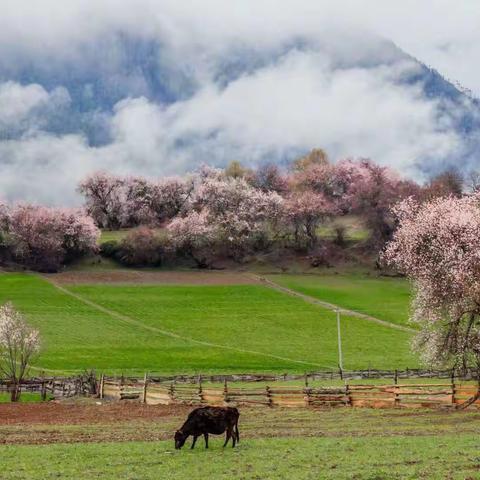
0,31,478,204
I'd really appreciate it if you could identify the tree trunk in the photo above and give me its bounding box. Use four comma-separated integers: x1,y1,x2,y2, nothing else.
9,382,20,402
457,368,480,410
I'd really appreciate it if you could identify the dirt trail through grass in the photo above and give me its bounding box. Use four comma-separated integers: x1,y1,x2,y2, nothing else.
47,279,328,369
250,274,415,333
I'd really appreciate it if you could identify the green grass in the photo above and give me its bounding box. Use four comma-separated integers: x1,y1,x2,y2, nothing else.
2,435,479,479
317,215,370,242
0,392,53,403
99,228,165,244
0,273,417,374
268,273,412,327
99,229,131,243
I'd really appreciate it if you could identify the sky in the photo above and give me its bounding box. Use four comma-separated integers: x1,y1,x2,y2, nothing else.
0,0,479,205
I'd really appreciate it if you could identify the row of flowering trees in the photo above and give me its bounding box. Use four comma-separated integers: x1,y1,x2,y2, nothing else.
0,149,465,272
0,204,99,271
79,150,440,266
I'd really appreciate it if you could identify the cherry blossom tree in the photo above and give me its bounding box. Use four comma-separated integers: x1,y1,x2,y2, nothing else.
383,195,480,375
0,302,40,402
194,176,283,258
168,210,218,268
336,159,421,248
123,176,194,226
146,177,194,223
288,149,335,198
250,163,288,194
284,190,337,248
78,172,126,229
5,205,99,271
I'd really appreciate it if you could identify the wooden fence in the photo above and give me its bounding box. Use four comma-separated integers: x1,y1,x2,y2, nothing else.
0,373,97,400
114,367,480,384
100,376,480,409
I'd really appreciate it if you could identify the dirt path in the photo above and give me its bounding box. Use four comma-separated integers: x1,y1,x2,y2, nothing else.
47,279,330,369
45,270,260,285
249,274,415,334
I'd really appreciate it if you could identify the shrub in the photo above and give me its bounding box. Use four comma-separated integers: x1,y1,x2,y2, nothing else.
1,205,99,272
99,240,120,258
116,227,165,267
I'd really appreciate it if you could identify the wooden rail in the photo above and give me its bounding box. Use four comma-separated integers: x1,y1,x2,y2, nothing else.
100,376,480,410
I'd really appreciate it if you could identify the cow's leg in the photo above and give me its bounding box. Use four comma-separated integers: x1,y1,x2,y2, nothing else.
231,427,236,448
235,419,240,443
223,429,231,447
191,435,198,449
204,433,209,449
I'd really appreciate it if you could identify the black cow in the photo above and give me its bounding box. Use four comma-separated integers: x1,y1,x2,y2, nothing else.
174,406,240,449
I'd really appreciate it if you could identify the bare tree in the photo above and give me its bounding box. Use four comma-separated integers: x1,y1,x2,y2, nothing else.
0,303,40,401
466,169,480,193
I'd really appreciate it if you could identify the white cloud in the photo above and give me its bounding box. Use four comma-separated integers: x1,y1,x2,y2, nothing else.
1,0,479,93
0,82,49,127
0,1,477,204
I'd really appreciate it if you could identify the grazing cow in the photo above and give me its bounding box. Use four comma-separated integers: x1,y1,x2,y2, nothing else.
174,406,240,449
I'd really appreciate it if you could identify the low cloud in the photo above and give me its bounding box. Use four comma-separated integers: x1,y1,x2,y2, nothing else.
0,1,477,204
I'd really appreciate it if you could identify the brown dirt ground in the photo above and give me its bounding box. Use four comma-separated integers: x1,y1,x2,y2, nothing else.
44,270,259,285
1,401,480,446
0,401,190,425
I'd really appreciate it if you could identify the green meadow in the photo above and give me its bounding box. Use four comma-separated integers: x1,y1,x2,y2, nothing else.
2,435,478,480
0,273,416,374
268,273,412,327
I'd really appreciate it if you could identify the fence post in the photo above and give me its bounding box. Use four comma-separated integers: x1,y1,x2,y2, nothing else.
99,373,105,400
304,386,311,407
451,369,456,405
304,372,309,387
169,381,176,404
344,381,352,407
40,371,46,401
223,378,229,405
394,369,398,385
142,372,148,404
198,376,203,404
266,386,273,407
394,378,400,407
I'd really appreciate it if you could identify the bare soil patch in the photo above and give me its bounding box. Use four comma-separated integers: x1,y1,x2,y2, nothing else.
44,270,259,286
0,401,190,426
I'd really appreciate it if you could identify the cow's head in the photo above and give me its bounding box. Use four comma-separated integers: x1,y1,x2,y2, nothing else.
174,430,188,449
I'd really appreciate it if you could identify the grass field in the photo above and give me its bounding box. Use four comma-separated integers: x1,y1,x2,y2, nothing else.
0,273,417,374
4,436,479,479
268,273,412,327
1,406,479,479
0,392,53,403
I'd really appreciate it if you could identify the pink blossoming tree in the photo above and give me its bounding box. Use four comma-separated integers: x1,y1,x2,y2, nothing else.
78,171,126,229
3,205,99,271
284,191,337,248
384,195,480,376
168,210,218,268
